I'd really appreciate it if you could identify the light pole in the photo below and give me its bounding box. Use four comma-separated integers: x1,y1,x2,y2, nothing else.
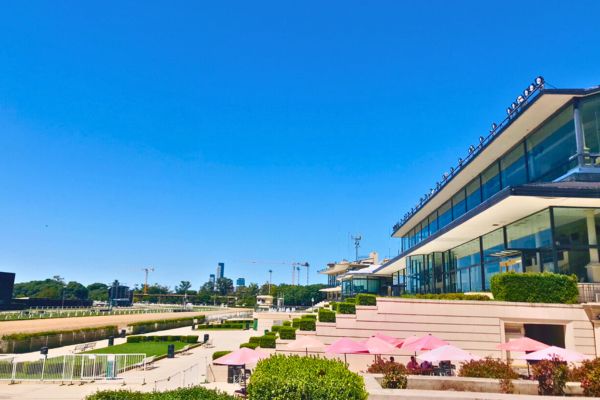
268,269,273,295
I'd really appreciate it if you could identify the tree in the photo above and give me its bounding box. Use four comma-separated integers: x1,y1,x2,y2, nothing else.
216,277,234,296
64,281,89,300
13,278,65,299
87,283,109,301
175,281,192,294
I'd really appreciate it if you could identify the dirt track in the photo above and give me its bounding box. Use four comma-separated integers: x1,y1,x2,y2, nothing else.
0,310,246,335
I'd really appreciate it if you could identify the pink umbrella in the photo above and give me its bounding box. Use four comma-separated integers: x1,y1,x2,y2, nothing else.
363,336,400,355
520,346,590,362
284,336,325,355
401,334,448,352
213,348,268,366
325,338,369,364
497,337,549,352
372,332,403,347
418,345,481,362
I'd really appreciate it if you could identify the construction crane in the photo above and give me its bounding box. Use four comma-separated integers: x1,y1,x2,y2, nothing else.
142,267,155,294
243,260,310,286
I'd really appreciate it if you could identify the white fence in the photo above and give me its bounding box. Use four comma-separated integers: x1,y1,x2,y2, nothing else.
152,363,201,392
0,353,146,382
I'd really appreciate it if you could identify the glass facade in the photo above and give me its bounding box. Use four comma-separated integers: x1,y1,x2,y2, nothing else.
396,207,600,295
341,276,392,297
399,95,600,253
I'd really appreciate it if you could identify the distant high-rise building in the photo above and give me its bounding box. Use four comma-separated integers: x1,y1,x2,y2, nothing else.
216,262,225,279
236,278,245,287
209,274,216,288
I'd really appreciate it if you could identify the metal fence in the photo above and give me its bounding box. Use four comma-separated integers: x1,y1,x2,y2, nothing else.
152,363,201,392
0,353,146,382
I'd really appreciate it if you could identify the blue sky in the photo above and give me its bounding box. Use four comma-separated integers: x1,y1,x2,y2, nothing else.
1,1,599,289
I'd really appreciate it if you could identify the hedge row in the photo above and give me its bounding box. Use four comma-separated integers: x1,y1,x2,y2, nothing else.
491,272,579,304
195,322,244,330
279,326,296,340
318,308,336,323
400,293,491,301
240,342,259,349
212,350,232,360
127,335,198,344
337,302,356,314
259,335,276,348
356,294,377,306
1,325,117,341
129,316,204,334
247,355,367,400
85,386,235,400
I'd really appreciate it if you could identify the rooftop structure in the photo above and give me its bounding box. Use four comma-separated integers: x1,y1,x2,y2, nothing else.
376,78,600,296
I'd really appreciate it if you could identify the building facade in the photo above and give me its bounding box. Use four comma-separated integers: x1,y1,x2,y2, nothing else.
216,262,225,280
236,278,246,287
375,78,600,295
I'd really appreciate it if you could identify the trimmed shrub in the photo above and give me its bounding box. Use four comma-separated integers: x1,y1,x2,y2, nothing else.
459,357,518,394
292,318,301,328
129,317,198,334
298,319,316,331
249,336,261,344
258,335,276,348
212,350,232,360
318,308,336,323
126,335,198,343
329,301,337,310
532,357,569,396
1,325,118,353
195,322,244,330
85,386,235,400
400,293,491,301
282,320,291,327
344,297,356,304
247,355,367,400
184,335,199,343
278,326,296,340
356,293,377,306
270,325,282,332
490,272,579,304
240,342,259,349
301,314,317,320
126,336,142,343
337,302,356,314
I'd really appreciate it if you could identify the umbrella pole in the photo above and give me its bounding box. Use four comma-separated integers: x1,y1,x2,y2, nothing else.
305,347,308,356
344,353,347,366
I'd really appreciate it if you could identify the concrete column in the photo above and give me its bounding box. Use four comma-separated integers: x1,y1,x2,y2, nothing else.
585,209,600,282
574,103,586,166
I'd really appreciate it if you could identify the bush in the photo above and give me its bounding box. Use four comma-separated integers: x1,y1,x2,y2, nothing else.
292,318,301,328
570,358,600,397
302,314,317,320
282,320,291,327
337,302,356,314
356,293,377,306
249,336,262,344
183,335,199,343
271,325,282,332
247,355,367,400
128,317,199,334
278,326,296,340
298,319,316,331
459,358,518,394
329,301,337,310
126,335,198,343
367,359,406,374
490,272,579,304
258,335,276,348
318,308,336,323
126,336,142,343
212,350,232,360
344,297,356,304
400,293,491,301
532,358,569,396
195,322,244,330
380,363,408,389
85,386,235,400
240,342,259,349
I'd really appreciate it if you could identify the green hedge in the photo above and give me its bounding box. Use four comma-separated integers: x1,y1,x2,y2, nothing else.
248,355,367,400
129,317,201,334
400,293,491,301
212,350,232,360
258,335,276,348
292,318,301,328
301,314,317,320
298,319,316,331
85,386,235,400
337,302,356,314
249,336,262,344
344,297,356,304
490,272,579,304
1,325,118,353
195,322,244,330
126,335,198,344
282,320,291,327
318,308,336,323
1,325,117,341
271,325,282,332
240,342,259,349
356,294,377,306
278,326,296,340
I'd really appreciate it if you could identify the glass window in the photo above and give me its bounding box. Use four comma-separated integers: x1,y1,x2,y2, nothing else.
581,94,600,154
527,106,576,182
420,219,429,240
506,209,552,249
466,177,481,211
481,163,501,200
482,229,505,290
501,143,527,187
450,239,482,292
557,249,590,282
438,200,452,229
428,211,439,236
553,207,594,248
452,190,466,220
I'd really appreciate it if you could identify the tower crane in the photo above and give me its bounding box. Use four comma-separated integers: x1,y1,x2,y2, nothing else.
142,267,154,294
242,260,310,285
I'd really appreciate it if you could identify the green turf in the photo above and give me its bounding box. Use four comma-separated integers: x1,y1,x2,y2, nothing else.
85,341,188,357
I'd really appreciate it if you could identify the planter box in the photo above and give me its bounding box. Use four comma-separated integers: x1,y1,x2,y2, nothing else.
405,374,537,395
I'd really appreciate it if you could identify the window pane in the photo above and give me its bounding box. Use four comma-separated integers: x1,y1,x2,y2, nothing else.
553,207,595,248
501,143,527,187
466,178,481,211
438,200,452,229
482,229,505,290
581,94,600,154
506,209,552,249
557,249,589,282
428,211,438,235
452,190,466,220
481,163,501,200
527,106,576,182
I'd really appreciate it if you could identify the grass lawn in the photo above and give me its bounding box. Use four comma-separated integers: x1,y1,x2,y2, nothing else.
85,341,188,357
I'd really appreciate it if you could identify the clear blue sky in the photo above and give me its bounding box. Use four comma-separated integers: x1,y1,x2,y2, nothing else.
1,1,599,289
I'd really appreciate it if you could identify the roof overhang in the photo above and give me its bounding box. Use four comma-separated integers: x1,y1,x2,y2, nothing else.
319,286,341,293
393,88,600,238
319,264,351,275
377,183,600,275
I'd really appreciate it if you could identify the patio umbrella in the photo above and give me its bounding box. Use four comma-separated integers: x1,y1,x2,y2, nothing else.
497,337,549,352
213,348,268,366
284,336,325,356
519,346,590,363
372,332,403,347
401,334,448,352
417,345,481,362
325,338,369,364
363,336,400,355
